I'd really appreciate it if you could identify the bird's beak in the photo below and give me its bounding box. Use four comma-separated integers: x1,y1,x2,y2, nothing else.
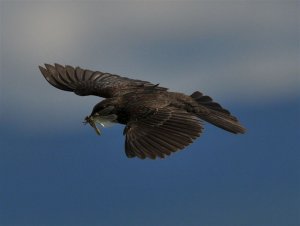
84,116,101,135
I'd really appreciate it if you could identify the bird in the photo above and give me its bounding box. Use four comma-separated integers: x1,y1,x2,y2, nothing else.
39,63,246,159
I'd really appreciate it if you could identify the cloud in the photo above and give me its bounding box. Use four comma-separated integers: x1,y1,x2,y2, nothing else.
0,1,299,130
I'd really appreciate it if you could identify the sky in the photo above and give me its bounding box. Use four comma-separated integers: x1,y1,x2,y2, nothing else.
0,1,299,226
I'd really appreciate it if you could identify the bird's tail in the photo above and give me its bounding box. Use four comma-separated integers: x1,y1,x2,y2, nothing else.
191,91,246,134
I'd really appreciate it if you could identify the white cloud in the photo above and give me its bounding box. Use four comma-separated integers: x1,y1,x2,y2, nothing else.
0,1,299,130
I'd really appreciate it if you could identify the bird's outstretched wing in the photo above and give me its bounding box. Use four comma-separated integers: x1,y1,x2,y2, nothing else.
124,107,203,159
39,63,167,98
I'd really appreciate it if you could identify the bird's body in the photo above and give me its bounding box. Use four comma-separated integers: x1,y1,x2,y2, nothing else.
39,63,245,159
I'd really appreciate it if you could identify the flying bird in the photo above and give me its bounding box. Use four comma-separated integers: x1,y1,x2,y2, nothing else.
39,63,245,159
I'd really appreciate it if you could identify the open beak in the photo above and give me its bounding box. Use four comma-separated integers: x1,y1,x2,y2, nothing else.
84,116,101,135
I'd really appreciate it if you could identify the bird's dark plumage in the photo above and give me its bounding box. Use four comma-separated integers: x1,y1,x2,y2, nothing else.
39,63,167,98
39,63,246,159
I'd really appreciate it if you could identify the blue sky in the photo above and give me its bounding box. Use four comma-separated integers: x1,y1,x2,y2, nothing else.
0,1,299,226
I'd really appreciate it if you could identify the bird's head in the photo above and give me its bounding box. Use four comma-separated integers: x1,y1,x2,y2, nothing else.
83,104,117,135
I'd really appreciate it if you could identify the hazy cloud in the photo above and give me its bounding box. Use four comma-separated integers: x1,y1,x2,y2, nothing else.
1,1,299,129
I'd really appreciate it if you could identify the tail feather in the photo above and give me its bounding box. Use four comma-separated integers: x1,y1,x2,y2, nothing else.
191,91,246,134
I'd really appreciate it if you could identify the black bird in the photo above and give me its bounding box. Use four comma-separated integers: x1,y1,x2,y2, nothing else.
39,63,245,159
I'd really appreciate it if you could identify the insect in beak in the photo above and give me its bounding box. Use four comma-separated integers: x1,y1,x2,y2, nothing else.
83,116,101,135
